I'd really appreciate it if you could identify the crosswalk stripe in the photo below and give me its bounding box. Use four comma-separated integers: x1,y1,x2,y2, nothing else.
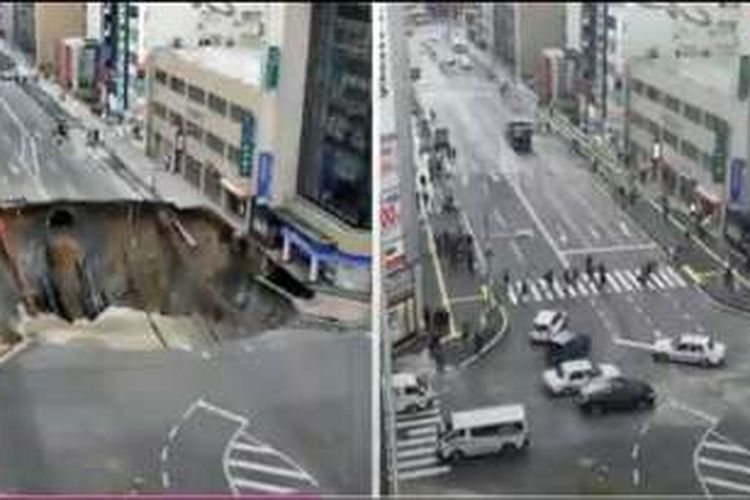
407,426,439,438
397,416,441,430
607,272,622,293
582,275,599,294
552,280,565,298
230,441,276,455
398,436,438,449
566,283,578,297
231,477,297,495
537,279,555,301
702,440,750,456
703,476,750,494
398,465,451,481
227,459,311,482
623,270,643,291
398,445,438,460
657,268,676,288
398,455,440,469
650,272,667,289
665,266,688,287
577,280,589,296
612,271,631,292
529,281,542,302
508,286,518,305
699,457,750,477
399,407,440,420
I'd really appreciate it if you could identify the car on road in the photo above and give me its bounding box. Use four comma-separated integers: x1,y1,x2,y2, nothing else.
542,359,621,396
505,120,534,153
652,333,726,367
438,404,529,462
546,330,591,366
393,372,435,414
575,376,656,415
529,309,568,343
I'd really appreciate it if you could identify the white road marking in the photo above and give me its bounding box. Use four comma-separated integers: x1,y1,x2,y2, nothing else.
589,226,600,240
620,221,631,237
607,273,622,293
494,208,507,228
511,180,568,266
398,445,437,460
632,444,640,460
226,459,313,482
231,440,276,455
657,269,677,288
231,477,296,495
538,279,555,301
398,455,441,469
702,476,750,494
168,426,179,442
161,446,169,462
561,242,659,255
397,415,441,430
529,281,542,301
397,436,438,449
507,286,518,305
552,280,566,298
566,284,578,297
398,465,451,481
665,266,688,287
196,399,248,426
623,270,643,291
162,471,170,489
577,280,589,296
633,468,640,487
702,440,750,456
407,426,438,438
613,337,655,351
510,239,526,264
613,271,632,292
650,273,667,289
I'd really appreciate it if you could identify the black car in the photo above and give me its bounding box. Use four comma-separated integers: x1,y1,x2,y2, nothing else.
575,377,656,415
546,330,591,366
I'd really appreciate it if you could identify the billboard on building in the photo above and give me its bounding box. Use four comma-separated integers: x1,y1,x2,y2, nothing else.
256,152,273,203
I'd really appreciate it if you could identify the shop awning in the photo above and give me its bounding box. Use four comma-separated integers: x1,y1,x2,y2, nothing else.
221,177,250,198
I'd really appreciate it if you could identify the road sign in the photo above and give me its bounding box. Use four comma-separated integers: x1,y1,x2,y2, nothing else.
729,158,746,206
256,152,273,202
239,115,255,177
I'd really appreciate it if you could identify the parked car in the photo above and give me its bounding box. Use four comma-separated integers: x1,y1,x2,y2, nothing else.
438,404,529,462
393,372,436,414
542,359,621,396
529,310,568,344
652,333,726,367
546,331,591,366
575,376,656,415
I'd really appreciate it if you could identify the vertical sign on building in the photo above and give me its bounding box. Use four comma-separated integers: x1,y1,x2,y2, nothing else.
729,158,746,208
713,125,729,183
738,54,750,101
256,152,273,204
239,115,255,177
264,46,280,90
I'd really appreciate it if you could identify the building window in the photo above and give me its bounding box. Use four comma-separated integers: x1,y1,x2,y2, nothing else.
187,84,205,104
155,69,167,85
168,110,183,128
702,152,713,171
631,79,644,95
645,85,661,102
169,76,185,95
684,103,702,124
230,104,252,123
647,119,659,138
681,139,700,161
227,144,241,166
704,112,728,133
207,93,228,116
630,111,644,128
185,120,203,141
150,101,166,119
663,130,678,149
664,94,681,113
205,132,225,156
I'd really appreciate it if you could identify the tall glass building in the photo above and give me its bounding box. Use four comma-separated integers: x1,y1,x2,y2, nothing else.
296,3,371,230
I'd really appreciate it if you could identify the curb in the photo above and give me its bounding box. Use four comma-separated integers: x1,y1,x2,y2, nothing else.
0,335,33,367
455,304,510,371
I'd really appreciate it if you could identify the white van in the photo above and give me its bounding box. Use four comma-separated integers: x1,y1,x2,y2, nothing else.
392,372,435,414
438,404,529,462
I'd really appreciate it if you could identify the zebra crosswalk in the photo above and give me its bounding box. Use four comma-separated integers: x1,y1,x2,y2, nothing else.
224,430,319,495
505,265,689,306
696,430,750,495
396,401,450,481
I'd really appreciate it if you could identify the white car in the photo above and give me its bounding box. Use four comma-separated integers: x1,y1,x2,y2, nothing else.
543,359,621,396
458,54,473,70
652,334,726,367
528,310,568,343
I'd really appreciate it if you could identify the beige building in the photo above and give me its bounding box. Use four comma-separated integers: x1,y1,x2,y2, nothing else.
493,3,566,82
12,2,86,71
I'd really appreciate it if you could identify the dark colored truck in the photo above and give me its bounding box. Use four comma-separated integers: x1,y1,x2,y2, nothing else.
505,120,534,154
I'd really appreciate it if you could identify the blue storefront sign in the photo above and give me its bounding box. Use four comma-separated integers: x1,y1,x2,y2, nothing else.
729,158,747,207
256,152,273,203
239,115,255,177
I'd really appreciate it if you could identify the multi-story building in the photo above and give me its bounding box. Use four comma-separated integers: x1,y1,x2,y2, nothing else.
9,2,86,75
627,55,750,242
492,2,566,83
93,2,274,122
0,3,13,41
537,47,579,111
578,2,608,133
146,3,371,294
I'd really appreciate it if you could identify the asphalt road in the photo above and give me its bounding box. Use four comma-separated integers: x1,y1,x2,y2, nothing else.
0,328,370,495
398,22,750,496
0,53,139,203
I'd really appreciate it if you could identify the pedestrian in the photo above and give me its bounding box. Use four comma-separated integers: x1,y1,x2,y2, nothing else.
520,279,530,301
467,249,474,275
571,267,579,284
473,330,483,354
598,263,607,287
585,255,594,277
544,269,554,288
503,270,511,289
724,264,735,290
